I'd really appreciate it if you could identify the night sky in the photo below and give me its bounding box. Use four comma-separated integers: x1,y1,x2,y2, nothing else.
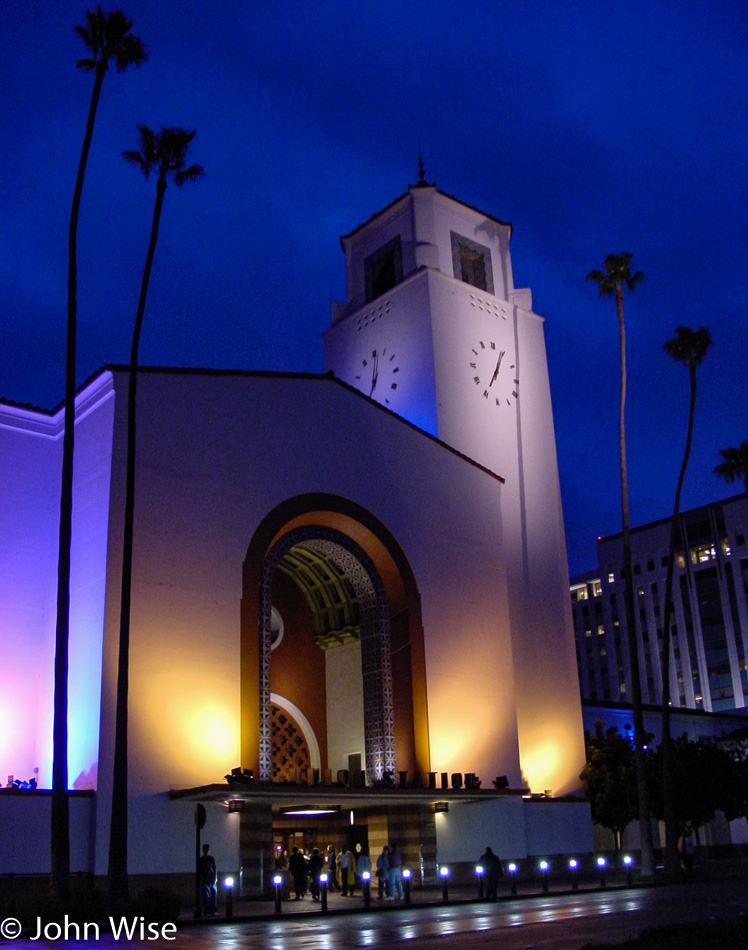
2,0,746,574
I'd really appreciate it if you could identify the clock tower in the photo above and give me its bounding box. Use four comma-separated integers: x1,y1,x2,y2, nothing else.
323,175,585,796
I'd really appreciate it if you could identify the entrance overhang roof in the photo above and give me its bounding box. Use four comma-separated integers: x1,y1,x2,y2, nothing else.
168,783,524,808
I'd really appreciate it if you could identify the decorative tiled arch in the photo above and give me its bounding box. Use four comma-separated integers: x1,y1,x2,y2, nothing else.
259,526,395,783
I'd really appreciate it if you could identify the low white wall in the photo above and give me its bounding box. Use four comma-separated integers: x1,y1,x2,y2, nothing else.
0,793,93,874
434,797,594,866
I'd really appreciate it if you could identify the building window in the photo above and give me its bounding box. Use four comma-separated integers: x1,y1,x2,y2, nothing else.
450,231,494,294
690,542,717,565
364,235,403,302
737,533,745,546
607,572,615,583
647,559,655,572
592,580,602,597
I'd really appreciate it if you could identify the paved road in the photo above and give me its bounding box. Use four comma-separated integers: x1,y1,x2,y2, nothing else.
6,876,747,949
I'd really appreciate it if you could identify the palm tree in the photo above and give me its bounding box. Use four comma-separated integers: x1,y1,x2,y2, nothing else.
108,126,204,907
52,7,145,909
715,440,748,496
586,252,655,876
659,326,712,875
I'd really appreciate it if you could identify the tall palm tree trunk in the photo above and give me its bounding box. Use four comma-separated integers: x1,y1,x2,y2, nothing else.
616,288,655,877
660,362,697,873
109,177,166,907
51,61,106,910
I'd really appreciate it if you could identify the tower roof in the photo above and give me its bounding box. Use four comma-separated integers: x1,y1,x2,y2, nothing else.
340,184,512,243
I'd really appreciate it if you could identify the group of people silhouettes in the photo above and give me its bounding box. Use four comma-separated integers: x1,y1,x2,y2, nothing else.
201,840,505,911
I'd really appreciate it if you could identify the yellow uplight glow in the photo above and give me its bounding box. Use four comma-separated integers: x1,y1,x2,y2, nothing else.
520,742,562,794
133,675,240,784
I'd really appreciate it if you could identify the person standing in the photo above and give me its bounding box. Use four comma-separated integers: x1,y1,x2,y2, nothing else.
346,848,357,895
339,848,350,896
376,845,390,899
387,842,403,900
357,848,372,897
478,846,504,900
326,845,338,891
308,847,324,900
197,843,218,916
288,846,307,900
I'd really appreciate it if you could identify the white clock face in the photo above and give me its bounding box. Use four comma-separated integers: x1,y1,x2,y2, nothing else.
354,346,400,405
469,339,518,407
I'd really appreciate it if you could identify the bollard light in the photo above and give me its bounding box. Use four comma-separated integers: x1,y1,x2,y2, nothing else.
273,873,283,914
539,860,549,894
224,876,234,918
476,864,485,899
362,870,371,907
623,855,633,886
507,862,518,896
597,856,607,888
569,858,578,891
319,873,328,912
402,867,412,903
440,865,450,901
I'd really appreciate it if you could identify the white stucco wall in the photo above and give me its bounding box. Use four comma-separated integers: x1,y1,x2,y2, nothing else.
90,368,518,875
0,374,113,792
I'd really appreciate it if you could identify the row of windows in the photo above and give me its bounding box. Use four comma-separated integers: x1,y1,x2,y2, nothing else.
363,231,495,304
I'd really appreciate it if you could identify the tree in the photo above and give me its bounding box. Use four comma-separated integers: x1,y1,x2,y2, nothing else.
108,126,203,907
714,440,748,496
649,736,748,843
580,721,639,850
586,253,655,876
53,7,145,909
658,326,711,874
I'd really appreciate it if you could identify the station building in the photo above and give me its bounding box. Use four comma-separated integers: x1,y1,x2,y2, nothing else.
0,177,592,891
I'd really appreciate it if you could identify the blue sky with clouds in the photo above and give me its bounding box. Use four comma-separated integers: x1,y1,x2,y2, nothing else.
1,0,746,572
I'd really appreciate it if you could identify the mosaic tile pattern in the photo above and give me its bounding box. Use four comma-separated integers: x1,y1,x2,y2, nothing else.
259,526,395,782
270,702,311,782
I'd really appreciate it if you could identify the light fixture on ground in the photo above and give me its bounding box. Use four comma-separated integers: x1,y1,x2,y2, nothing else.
319,873,328,912
568,858,578,890
507,862,518,896
402,868,411,903
597,856,607,888
475,864,485,898
623,855,633,886
362,870,371,906
439,865,450,901
539,860,549,893
273,874,283,914
223,876,234,917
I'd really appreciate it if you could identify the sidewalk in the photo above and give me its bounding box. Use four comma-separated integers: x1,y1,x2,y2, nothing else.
183,857,748,924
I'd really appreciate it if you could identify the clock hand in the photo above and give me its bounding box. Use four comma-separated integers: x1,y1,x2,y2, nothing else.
369,351,379,395
489,351,505,387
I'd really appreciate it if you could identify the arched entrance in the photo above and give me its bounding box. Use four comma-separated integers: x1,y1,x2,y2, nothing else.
241,494,430,782
260,527,395,782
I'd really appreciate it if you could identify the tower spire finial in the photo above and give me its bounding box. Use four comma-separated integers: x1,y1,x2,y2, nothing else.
414,137,430,188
